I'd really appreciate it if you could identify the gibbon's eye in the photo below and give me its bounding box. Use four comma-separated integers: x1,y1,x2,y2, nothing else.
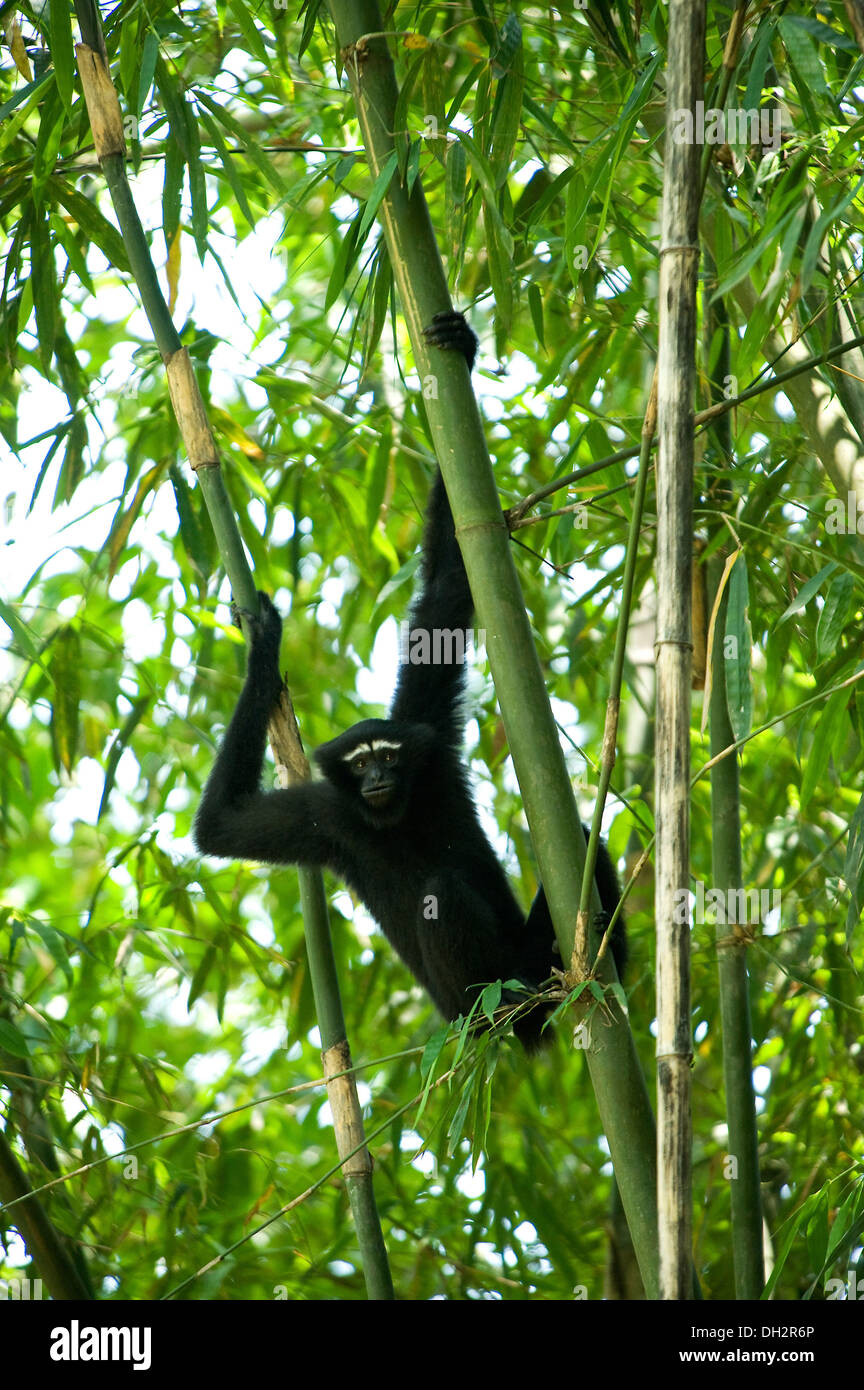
381,750,396,764
351,756,368,775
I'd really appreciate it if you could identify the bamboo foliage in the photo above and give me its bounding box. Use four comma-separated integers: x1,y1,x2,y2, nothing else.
2,0,864,1303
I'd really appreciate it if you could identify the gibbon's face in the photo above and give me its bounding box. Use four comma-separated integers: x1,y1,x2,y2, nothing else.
315,718,437,828
343,737,402,811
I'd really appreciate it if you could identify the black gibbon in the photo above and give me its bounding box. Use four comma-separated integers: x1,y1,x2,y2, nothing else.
194,312,625,1049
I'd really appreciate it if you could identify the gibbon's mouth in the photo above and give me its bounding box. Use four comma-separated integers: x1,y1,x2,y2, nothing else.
362,784,395,806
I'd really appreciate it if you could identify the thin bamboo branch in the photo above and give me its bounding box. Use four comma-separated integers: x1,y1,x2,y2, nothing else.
578,378,656,975
71,0,393,1301
655,0,705,1301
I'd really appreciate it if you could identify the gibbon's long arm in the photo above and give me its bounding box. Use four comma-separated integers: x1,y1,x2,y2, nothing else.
389,313,479,747
194,597,345,871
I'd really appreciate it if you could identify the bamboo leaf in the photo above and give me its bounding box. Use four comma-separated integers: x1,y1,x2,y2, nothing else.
0,70,52,126
816,572,854,660
0,1018,31,1058
49,624,81,774
801,686,847,809
33,88,66,192
52,181,132,272
445,138,467,260
6,12,32,80
528,281,545,348
778,562,837,622
48,0,75,112
779,16,831,98
184,101,208,258
137,30,159,118
357,150,398,243
30,917,74,985
228,0,271,67
199,109,255,230
325,210,361,310
196,90,286,195
29,206,57,369
98,696,152,822
845,780,864,939
489,19,523,185
163,139,185,251
188,944,218,1008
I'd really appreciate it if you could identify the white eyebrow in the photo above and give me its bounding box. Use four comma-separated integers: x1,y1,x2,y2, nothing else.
370,739,401,752
341,743,372,763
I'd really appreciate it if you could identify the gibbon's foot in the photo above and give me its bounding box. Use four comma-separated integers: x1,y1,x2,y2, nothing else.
230,599,254,630
231,592,282,647
422,310,478,370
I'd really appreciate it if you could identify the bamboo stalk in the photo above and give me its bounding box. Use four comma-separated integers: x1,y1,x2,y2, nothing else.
704,256,765,1298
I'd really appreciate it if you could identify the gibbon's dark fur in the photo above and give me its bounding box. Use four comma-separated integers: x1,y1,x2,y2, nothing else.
194,312,625,1050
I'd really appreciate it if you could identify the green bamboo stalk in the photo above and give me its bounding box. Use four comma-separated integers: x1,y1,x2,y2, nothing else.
705,258,765,1299
706,555,765,1298
325,0,662,1296
72,0,393,1301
